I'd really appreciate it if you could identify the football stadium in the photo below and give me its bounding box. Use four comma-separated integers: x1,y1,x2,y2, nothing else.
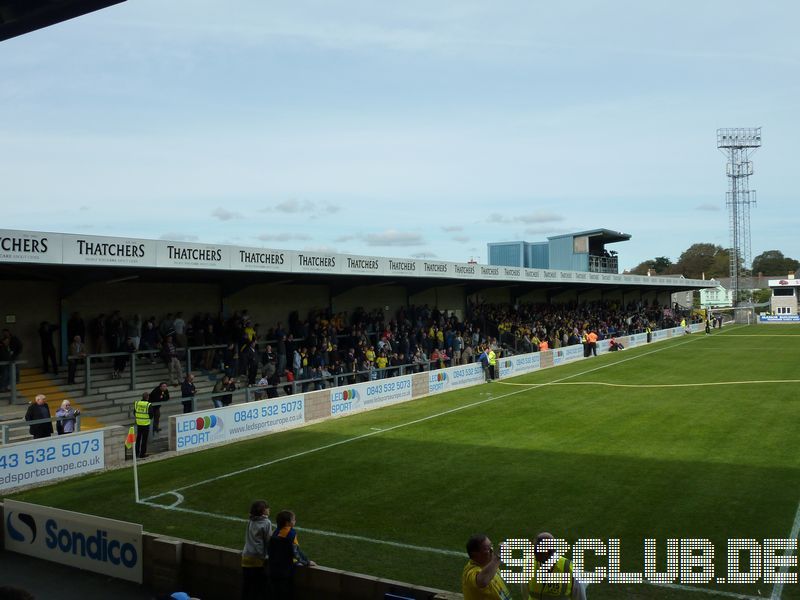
1,229,798,600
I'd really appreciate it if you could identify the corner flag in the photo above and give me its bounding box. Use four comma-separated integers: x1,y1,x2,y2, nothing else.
125,426,135,449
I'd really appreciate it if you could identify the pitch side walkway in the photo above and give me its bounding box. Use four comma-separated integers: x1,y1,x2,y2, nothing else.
0,550,157,599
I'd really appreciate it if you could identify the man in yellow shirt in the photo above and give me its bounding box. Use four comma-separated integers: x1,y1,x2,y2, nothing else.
524,532,586,600
462,534,512,600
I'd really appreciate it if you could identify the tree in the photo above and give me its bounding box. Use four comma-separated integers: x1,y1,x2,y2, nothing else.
674,244,730,279
751,250,800,276
628,256,673,276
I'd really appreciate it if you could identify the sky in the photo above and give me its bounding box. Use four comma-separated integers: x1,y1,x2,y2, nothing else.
1,1,798,272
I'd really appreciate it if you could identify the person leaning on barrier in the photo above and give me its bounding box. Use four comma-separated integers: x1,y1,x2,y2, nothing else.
134,391,153,459
268,510,315,599
462,534,512,600
55,399,79,434
523,532,586,600
25,394,53,439
212,375,236,408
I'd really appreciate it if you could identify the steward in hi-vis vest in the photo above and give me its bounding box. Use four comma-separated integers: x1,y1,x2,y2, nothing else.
134,392,152,459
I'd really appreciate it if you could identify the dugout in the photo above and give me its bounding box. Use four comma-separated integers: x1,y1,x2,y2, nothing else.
0,228,713,366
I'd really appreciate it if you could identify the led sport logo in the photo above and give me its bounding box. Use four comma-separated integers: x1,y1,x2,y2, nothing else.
194,414,224,432
6,511,37,544
338,389,359,401
434,372,447,382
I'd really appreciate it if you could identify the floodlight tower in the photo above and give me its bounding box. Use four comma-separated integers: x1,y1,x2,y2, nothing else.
717,127,761,305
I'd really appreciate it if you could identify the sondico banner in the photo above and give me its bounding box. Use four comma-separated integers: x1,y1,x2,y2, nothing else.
4,499,143,583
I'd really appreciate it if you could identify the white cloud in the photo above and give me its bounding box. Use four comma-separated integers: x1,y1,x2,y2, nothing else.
256,233,311,242
334,235,356,243
160,232,199,242
211,207,243,221
273,199,315,213
365,229,424,246
303,244,337,253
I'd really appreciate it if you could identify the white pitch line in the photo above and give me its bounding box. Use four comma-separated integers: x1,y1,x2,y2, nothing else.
769,498,800,599
142,333,704,504
497,379,800,389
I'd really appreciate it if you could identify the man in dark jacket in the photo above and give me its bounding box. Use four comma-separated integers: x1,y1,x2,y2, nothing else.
149,382,170,432
25,394,53,439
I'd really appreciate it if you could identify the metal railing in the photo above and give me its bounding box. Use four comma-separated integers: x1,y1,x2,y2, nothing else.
0,413,82,444
67,345,231,396
126,358,449,417
0,360,28,405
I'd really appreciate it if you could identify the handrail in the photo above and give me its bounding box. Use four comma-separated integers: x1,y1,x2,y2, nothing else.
0,413,82,444
0,360,28,405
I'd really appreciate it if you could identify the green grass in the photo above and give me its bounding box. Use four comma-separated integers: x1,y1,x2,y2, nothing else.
9,324,800,599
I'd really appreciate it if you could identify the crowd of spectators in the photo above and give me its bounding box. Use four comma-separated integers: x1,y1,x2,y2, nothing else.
3,300,693,400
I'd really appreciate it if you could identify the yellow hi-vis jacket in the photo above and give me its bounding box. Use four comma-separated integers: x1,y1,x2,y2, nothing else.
134,399,152,427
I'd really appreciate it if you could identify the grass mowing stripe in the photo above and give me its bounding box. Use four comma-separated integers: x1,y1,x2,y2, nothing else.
143,333,704,503
139,500,464,557
498,380,800,389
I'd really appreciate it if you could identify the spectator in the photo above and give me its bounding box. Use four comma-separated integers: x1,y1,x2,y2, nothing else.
149,382,169,433
283,370,295,396
162,335,184,385
461,534,510,600
241,499,272,600
67,311,86,345
268,510,315,599
181,373,197,413
478,347,491,383
0,336,11,392
2,329,23,385
113,337,136,379
242,339,259,386
212,375,235,408
55,399,79,434
140,319,160,363
25,394,53,439
134,391,153,459
38,321,58,375
488,346,497,379
67,335,86,385
173,312,187,348
524,532,586,600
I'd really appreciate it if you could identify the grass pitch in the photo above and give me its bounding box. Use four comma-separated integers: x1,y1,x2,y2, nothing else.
9,325,800,599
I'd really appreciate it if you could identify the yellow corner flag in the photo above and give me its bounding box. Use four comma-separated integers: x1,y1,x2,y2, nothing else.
125,426,135,449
